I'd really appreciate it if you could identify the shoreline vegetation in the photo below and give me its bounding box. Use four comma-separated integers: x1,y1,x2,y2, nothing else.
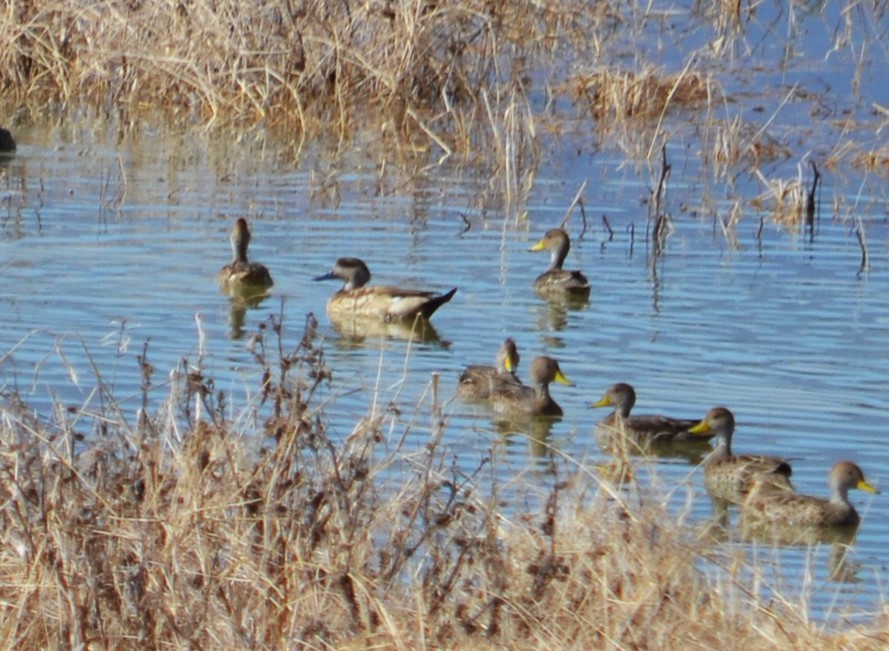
2,2,887,217
2,1,888,647
0,317,886,648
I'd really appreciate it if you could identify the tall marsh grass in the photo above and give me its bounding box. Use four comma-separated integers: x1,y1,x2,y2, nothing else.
3,0,886,236
0,317,886,648
1,1,598,148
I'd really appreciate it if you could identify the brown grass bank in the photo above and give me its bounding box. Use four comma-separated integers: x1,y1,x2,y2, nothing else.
4,0,887,235
1,0,607,146
0,318,886,649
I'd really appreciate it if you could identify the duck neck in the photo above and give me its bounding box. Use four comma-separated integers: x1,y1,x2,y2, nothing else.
345,266,371,291
830,482,851,505
232,233,250,264
548,242,568,272
534,382,551,402
712,433,732,459
616,400,633,419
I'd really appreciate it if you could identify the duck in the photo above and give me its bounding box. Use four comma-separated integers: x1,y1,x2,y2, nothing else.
313,257,456,322
489,356,572,417
742,460,879,529
217,218,274,291
528,229,590,297
591,382,702,447
458,338,522,402
0,127,15,153
688,407,793,503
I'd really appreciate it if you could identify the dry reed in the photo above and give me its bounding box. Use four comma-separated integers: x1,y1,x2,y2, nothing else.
0,0,603,152
0,315,886,648
2,0,884,234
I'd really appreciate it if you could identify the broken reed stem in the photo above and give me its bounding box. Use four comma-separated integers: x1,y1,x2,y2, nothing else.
602,215,614,241
650,144,671,258
805,160,820,228
560,180,588,233
856,219,869,273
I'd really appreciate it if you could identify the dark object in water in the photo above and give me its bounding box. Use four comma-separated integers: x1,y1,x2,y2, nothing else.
0,127,15,153
805,160,820,237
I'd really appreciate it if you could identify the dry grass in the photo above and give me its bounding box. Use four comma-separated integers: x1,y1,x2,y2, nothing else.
708,116,793,182
0,316,887,648
569,65,716,163
574,67,712,125
750,160,821,229
0,0,603,153
852,145,889,176
751,172,807,227
2,0,885,234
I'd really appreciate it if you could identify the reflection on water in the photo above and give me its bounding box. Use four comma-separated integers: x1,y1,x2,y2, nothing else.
2,137,886,623
2,5,889,625
604,436,712,466
740,518,858,549
532,293,591,335
222,290,274,340
326,315,447,347
494,414,561,463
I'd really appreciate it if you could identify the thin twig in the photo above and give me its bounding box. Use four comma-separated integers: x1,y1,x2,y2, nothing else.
560,180,588,234
602,215,614,241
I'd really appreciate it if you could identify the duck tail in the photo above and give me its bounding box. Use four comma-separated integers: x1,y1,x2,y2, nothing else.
420,287,457,319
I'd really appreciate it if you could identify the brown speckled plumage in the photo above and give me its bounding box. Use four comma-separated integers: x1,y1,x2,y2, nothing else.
742,460,879,529
489,356,572,417
592,382,702,447
458,338,522,402
689,407,793,504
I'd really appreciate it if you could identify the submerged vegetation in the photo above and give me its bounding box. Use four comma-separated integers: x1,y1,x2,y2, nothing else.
0,318,886,648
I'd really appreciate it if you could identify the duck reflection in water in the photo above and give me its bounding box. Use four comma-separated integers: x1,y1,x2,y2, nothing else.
492,413,561,466
326,314,445,345
225,293,271,340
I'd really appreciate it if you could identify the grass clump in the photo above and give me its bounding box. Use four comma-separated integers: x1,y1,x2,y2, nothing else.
568,64,717,163
574,67,712,126
0,316,886,648
0,0,604,151
852,144,889,178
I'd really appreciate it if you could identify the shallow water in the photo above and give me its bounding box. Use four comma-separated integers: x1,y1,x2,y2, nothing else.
2,1,889,625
